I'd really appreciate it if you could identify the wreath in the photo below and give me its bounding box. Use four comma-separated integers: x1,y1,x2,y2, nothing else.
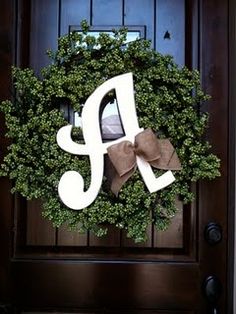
0,21,220,243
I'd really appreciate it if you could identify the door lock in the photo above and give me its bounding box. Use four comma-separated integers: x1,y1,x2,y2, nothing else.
204,222,222,245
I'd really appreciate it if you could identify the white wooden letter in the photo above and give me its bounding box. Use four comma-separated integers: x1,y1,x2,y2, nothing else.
57,73,175,210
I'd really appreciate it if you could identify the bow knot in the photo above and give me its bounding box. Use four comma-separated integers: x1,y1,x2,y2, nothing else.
106,128,181,196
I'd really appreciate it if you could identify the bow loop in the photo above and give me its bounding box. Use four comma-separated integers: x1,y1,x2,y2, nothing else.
134,128,162,162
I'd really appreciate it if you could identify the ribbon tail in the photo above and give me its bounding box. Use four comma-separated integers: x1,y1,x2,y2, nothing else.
111,168,135,196
106,140,137,196
104,155,136,196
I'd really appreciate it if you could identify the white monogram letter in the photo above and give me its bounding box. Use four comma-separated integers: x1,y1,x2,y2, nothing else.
57,73,175,210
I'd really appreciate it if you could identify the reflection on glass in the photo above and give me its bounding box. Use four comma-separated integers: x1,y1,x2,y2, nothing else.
74,100,124,138
75,31,141,49
101,99,124,137
85,31,140,45
74,112,82,128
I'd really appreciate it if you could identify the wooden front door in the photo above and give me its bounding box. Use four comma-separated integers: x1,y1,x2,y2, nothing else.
0,0,232,313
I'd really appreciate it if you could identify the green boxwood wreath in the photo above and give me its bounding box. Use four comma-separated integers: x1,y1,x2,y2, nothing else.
0,21,220,243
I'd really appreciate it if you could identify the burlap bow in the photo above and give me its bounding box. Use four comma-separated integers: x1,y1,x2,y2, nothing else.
106,128,182,196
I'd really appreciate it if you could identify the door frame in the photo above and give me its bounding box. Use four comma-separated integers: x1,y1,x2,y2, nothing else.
229,0,236,312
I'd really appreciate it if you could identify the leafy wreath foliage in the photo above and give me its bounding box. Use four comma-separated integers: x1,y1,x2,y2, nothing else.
0,21,220,242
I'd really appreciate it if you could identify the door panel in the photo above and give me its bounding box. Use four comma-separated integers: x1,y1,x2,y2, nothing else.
25,202,185,249
29,0,59,75
93,0,123,25
124,0,155,44
156,0,185,66
0,0,230,313
60,0,90,36
13,261,199,310
154,200,183,248
26,200,55,246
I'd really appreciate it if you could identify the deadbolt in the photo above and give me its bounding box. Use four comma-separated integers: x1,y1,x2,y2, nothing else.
204,222,222,245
